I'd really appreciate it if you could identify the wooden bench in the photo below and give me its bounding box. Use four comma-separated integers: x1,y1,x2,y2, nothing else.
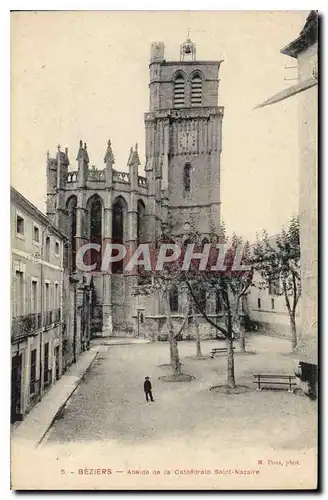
253,374,297,392
211,347,235,358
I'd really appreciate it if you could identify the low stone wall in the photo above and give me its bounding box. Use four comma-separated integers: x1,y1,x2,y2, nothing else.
135,315,225,342
253,321,292,339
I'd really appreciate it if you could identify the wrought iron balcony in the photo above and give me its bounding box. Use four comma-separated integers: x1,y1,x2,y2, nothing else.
12,309,62,341
44,310,53,327
11,313,42,342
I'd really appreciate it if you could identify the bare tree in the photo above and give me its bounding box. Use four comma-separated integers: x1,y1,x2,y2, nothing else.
253,216,301,350
181,229,254,389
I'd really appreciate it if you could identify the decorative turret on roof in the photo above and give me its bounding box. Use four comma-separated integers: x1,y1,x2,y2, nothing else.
127,146,134,166
104,139,115,164
131,143,141,166
56,144,70,166
76,139,89,163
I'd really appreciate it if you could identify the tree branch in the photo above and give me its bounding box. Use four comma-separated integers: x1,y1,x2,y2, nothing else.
185,280,228,337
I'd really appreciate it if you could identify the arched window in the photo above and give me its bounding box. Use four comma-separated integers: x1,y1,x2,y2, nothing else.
87,195,103,271
174,74,185,108
169,285,179,312
66,196,77,271
191,73,202,106
184,164,191,192
137,200,146,245
90,199,102,243
112,196,127,273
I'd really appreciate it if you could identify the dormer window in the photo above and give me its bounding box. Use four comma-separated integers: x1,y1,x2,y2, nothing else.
173,74,185,108
191,73,202,106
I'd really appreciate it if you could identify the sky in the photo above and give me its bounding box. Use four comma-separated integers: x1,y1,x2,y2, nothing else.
11,10,308,241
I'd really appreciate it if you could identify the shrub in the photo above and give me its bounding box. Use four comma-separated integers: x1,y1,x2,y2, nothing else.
157,333,169,342
242,314,260,332
185,333,194,341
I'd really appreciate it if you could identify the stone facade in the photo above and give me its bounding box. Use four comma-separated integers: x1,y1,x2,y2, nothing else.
47,38,224,338
11,187,65,423
11,186,93,423
281,11,318,366
248,269,301,339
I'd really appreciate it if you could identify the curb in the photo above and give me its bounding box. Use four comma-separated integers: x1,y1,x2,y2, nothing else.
37,348,100,447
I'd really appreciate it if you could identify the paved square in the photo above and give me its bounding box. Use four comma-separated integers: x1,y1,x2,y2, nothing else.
13,335,317,489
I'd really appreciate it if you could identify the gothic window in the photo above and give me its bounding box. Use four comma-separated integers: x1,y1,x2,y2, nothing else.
66,196,77,271
87,195,103,272
137,200,146,245
191,73,202,106
89,198,102,244
183,164,191,192
112,196,127,273
169,286,179,312
173,74,185,108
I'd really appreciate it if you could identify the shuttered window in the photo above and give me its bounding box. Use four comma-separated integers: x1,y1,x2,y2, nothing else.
191,74,202,106
174,75,185,108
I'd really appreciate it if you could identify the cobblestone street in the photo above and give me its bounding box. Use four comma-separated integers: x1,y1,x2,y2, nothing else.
11,335,316,489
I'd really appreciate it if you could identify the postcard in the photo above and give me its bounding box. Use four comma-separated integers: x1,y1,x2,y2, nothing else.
10,10,318,490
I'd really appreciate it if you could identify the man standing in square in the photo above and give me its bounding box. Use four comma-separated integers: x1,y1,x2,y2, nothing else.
144,377,155,402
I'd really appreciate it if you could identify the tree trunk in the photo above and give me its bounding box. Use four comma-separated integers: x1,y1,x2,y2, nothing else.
290,313,297,350
239,324,246,353
283,280,297,350
196,330,202,357
164,288,181,375
226,310,236,389
192,303,202,357
227,335,236,389
169,340,174,366
171,335,181,375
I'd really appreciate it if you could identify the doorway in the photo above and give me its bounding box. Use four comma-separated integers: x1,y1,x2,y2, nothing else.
11,353,22,423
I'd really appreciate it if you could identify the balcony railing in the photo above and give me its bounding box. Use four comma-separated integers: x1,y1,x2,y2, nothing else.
12,309,62,341
11,313,42,341
44,310,53,327
45,308,61,325
54,308,61,323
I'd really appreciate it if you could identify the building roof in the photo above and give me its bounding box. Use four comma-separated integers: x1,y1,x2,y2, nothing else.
255,11,318,109
281,10,318,58
11,186,67,241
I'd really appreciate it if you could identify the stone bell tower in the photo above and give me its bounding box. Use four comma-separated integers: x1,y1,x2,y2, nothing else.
145,36,224,240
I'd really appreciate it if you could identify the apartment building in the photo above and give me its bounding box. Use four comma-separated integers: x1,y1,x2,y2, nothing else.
11,187,66,423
